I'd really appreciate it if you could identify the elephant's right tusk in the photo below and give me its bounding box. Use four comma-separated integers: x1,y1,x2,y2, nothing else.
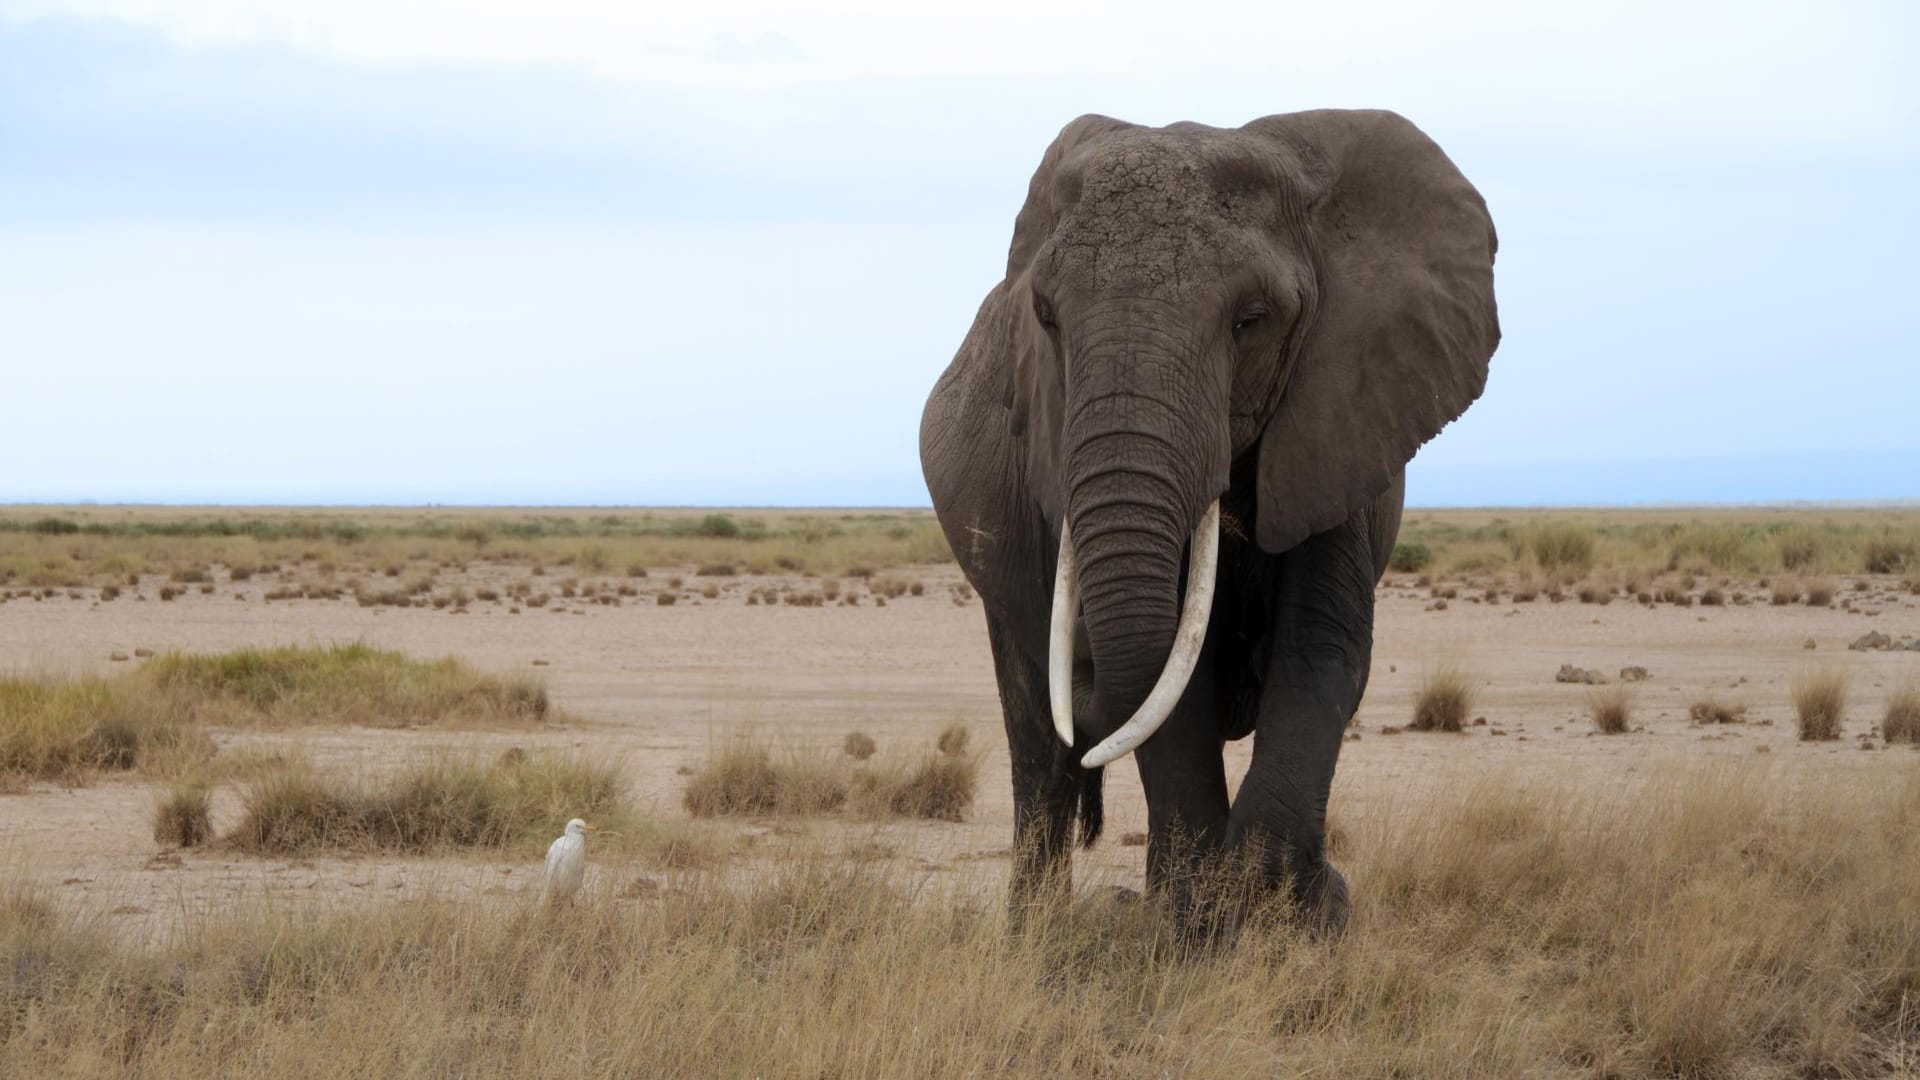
1079,499,1220,769
1047,523,1078,747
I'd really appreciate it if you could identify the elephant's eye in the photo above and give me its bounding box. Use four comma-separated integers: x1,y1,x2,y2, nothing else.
1033,294,1057,331
1232,306,1268,336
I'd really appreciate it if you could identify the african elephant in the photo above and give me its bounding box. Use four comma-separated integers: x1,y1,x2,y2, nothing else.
919,110,1499,934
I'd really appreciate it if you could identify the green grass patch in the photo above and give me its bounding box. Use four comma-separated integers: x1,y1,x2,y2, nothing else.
142,643,552,728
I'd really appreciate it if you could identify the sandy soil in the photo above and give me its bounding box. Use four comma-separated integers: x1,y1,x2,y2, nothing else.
4,567,1917,940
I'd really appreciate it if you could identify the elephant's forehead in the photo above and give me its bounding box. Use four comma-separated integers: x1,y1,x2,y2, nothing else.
1047,131,1276,291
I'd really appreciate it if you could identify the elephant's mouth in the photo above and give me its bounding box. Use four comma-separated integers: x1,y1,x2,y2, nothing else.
1049,499,1221,768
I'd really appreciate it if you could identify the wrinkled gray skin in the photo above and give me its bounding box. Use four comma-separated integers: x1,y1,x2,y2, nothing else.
919,110,1499,935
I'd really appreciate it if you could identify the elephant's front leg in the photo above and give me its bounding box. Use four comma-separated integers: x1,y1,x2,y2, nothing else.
1224,515,1377,936
1131,655,1230,914
985,616,1088,915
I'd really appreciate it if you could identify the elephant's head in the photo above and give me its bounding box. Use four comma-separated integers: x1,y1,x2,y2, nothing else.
1001,110,1499,764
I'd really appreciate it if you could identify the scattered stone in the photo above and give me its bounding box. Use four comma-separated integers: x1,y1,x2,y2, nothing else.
1619,666,1650,682
1556,664,1609,685
1380,725,1403,736
531,658,551,666
1119,832,1147,847
133,647,154,658
108,651,129,662
1472,716,1487,726
1849,631,1894,652
1803,638,1818,650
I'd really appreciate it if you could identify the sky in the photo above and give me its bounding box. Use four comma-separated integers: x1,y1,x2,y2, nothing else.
1,1,1915,507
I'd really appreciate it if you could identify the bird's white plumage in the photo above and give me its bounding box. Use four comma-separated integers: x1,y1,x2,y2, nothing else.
543,817,592,903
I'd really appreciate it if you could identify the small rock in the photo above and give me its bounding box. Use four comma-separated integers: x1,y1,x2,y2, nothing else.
133,648,154,658
531,658,551,666
1619,666,1650,682
1472,716,1487,726
1848,631,1894,652
1119,832,1147,847
1803,639,1818,650
109,651,129,662
1556,664,1608,685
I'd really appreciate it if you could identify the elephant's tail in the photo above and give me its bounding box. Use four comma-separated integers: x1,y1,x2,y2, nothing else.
1076,764,1104,849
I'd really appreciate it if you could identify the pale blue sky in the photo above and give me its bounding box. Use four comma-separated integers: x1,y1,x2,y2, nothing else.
1,2,1915,506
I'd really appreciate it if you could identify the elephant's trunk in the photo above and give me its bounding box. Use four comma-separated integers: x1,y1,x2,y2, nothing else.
1058,302,1228,766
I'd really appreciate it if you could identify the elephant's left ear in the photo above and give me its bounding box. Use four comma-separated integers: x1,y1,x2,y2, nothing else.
1245,110,1500,554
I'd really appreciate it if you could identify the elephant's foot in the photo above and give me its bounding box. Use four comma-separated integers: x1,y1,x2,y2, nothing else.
1299,862,1350,941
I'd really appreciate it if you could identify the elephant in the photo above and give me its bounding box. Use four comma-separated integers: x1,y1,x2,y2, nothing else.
918,109,1499,935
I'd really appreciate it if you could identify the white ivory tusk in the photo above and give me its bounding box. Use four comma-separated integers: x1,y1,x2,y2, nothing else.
1048,524,1078,747
1079,500,1221,769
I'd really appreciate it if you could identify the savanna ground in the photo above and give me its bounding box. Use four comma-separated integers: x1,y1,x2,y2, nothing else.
4,505,1920,1077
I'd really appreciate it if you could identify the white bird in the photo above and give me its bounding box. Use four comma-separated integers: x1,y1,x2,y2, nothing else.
543,818,595,904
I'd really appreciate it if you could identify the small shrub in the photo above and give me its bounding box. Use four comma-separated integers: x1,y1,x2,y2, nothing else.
1884,682,1920,744
1389,542,1433,573
1804,578,1834,607
657,592,678,606
696,514,741,539
936,723,971,757
1410,666,1474,732
1588,685,1633,734
1862,536,1914,575
1771,581,1798,606
696,563,737,577
153,784,213,847
842,731,877,760
626,563,649,578
1776,528,1821,571
1688,696,1746,724
1522,523,1595,573
1700,587,1725,606
1790,669,1848,740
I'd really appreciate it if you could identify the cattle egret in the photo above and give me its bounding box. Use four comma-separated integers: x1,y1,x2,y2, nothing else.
543,818,595,903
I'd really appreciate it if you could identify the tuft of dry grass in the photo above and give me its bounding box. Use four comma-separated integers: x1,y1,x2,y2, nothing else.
936,723,971,757
686,731,979,822
3,764,1917,1077
1588,685,1634,734
682,741,847,818
230,752,624,855
1410,666,1474,732
842,731,877,760
1688,695,1747,725
152,783,213,847
1883,681,1920,744
1790,668,1848,741
1803,577,1835,607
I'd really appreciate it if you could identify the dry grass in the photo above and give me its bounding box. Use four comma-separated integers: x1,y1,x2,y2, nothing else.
1791,668,1849,741
141,643,554,728
1410,665,1475,732
0,675,208,784
1884,681,1920,745
1588,685,1634,734
1688,695,1747,725
684,731,979,822
842,731,877,760
3,763,1917,1077
151,783,212,847
230,752,625,855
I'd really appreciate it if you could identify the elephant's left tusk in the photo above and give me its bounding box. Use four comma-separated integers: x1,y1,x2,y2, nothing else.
1079,500,1220,769
1047,523,1078,747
